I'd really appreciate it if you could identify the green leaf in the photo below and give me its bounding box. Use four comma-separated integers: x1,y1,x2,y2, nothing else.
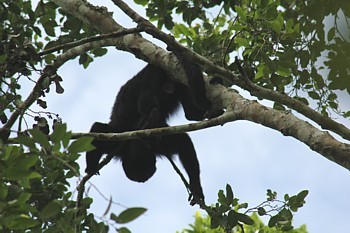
296,190,309,201
262,54,277,72
0,183,8,199
237,202,248,209
294,96,309,105
79,53,88,65
9,2,21,14
289,190,309,211
344,111,350,118
285,18,294,33
276,66,291,77
134,0,148,6
43,19,57,37
281,224,294,231
0,54,7,62
258,207,266,216
174,23,192,37
29,129,51,149
227,210,239,228
313,69,325,88
50,123,67,143
235,37,251,48
3,146,14,160
15,135,36,149
279,208,293,221
8,216,39,230
17,193,32,204
254,64,265,80
273,102,286,111
164,14,174,30
68,137,94,153
44,54,56,64
272,20,282,33
92,48,108,57
218,189,227,205
4,168,31,180
111,207,147,224
218,204,231,213
308,91,320,100
40,200,62,219
274,14,284,33
237,213,254,225
62,131,72,148
327,27,336,41
16,155,39,169
268,215,278,227
284,194,289,201
235,6,246,22
266,189,277,201
118,227,132,233
27,172,41,180
226,184,234,204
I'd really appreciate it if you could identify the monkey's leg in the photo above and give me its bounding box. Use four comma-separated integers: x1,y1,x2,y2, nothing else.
85,122,116,175
158,133,204,205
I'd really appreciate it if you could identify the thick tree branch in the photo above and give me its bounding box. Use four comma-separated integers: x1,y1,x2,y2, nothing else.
52,0,123,33
111,0,350,142
50,0,350,171
50,1,217,87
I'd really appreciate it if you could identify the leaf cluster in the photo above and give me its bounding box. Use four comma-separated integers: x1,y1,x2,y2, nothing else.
200,185,308,232
1,124,90,231
0,0,106,127
0,122,146,232
264,190,308,232
180,211,308,233
207,184,254,231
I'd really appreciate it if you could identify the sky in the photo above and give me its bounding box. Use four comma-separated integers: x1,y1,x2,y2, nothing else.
19,1,350,232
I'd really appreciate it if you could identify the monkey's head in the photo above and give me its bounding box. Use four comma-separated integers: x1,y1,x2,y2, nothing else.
122,152,156,183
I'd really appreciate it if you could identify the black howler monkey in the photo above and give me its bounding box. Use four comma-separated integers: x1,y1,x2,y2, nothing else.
85,54,210,205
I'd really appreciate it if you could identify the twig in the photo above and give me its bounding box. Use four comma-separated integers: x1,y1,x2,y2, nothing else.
76,154,114,210
39,28,143,56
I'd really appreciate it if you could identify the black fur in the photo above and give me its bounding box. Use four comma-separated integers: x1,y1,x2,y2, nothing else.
85,56,209,205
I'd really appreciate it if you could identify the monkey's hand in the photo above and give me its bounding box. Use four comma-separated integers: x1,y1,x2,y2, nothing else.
85,168,100,175
85,166,100,176
188,183,205,206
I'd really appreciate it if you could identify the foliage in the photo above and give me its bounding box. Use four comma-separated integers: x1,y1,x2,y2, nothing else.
0,0,346,232
0,0,100,126
137,0,350,117
0,123,145,232
179,211,308,233
200,184,308,232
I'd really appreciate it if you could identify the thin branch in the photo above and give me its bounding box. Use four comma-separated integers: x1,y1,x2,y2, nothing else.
71,110,234,142
0,28,139,136
68,87,350,171
76,154,114,210
39,28,143,56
